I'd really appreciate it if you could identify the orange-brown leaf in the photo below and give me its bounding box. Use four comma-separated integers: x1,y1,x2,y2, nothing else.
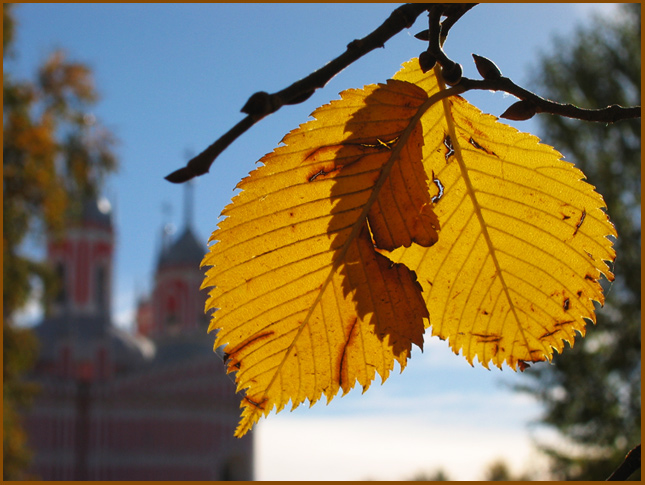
202,79,439,436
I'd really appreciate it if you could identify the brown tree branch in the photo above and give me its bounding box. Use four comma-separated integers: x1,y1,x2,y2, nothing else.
606,444,641,480
166,3,640,184
459,74,642,123
420,8,641,122
165,3,433,183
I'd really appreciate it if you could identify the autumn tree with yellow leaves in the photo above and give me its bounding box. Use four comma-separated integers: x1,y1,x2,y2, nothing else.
3,4,117,479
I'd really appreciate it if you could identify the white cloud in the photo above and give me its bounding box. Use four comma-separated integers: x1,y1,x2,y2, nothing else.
114,306,135,330
12,278,43,327
572,2,620,19
13,297,43,327
251,354,550,481
255,411,550,481
113,288,136,330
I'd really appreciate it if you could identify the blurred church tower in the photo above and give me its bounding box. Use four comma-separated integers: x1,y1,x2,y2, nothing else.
23,191,253,480
140,182,209,338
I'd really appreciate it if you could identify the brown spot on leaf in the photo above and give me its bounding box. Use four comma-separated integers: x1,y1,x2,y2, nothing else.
304,142,374,182
584,274,595,281
359,137,399,150
469,137,484,151
554,320,575,327
563,298,570,311
244,396,267,410
518,360,531,372
308,166,341,182
573,209,586,236
540,329,561,339
431,172,444,203
443,134,454,162
468,137,496,156
225,330,275,360
222,352,241,370
472,333,502,343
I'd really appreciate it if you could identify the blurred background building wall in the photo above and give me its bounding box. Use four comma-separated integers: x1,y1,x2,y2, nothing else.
22,194,253,480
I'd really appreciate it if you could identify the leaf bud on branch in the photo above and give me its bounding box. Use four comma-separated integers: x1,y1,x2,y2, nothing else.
442,61,463,86
500,100,537,121
418,51,437,73
414,29,430,41
241,91,277,116
472,54,502,80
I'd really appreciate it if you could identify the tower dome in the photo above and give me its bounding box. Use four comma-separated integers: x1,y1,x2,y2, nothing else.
150,182,208,336
80,195,113,229
36,194,153,381
157,227,205,269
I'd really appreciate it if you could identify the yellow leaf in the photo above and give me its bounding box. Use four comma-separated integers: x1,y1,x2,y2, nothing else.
203,58,616,436
203,79,441,436
387,59,616,369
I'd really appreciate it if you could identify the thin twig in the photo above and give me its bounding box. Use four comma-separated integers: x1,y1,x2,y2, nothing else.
165,3,433,183
166,3,641,184
459,76,642,123
607,444,641,480
440,4,477,36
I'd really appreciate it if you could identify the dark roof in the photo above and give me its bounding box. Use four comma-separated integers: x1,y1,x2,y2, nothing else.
151,332,215,366
81,197,113,228
62,196,112,230
34,315,154,368
157,227,205,268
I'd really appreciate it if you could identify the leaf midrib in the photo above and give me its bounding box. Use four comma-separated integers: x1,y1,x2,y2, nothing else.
238,83,458,430
437,74,551,357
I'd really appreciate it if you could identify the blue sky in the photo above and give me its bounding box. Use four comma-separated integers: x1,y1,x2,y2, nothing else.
7,3,618,480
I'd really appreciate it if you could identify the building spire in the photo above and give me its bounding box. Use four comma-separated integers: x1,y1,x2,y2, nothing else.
161,201,174,252
183,180,194,231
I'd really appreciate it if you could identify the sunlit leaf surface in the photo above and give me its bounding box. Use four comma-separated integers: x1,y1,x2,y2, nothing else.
389,60,616,370
202,59,616,436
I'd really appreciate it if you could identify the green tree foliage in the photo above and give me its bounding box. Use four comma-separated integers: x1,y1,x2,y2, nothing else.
482,460,533,481
2,4,117,479
518,4,641,480
406,469,450,481
3,318,39,480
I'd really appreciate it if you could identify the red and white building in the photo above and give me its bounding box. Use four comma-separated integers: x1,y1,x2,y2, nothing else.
23,196,253,480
